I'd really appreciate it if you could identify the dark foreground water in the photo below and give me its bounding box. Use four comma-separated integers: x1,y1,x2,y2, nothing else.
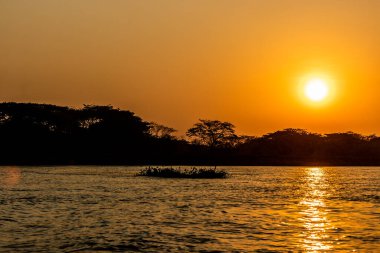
0,166,379,252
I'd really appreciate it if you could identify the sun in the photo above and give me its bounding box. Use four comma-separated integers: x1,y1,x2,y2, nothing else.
304,78,329,102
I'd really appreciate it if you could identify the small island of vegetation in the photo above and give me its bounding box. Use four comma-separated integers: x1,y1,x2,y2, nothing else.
137,167,229,179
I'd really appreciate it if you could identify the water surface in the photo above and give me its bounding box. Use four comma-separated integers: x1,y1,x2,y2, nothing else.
1,166,379,252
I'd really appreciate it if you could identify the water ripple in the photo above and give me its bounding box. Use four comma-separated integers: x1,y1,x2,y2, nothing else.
0,166,379,252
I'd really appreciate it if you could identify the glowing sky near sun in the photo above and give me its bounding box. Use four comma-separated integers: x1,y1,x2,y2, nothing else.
0,0,379,135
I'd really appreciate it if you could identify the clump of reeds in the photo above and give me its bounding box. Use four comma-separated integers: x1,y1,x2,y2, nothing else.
137,167,229,179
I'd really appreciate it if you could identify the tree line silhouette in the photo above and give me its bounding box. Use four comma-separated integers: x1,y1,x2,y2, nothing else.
1,102,379,165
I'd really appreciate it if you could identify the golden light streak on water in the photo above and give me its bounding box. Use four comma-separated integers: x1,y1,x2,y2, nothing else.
299,167,332,252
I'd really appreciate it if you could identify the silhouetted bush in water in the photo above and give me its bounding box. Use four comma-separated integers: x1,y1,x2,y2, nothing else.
137,167,229,179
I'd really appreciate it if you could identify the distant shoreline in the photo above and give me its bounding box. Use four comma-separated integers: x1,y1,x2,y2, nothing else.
1,102,380,166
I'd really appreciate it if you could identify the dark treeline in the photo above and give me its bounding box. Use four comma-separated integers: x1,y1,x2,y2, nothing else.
1,102,380,165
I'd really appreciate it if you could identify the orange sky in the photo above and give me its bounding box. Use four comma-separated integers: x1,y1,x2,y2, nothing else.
1,0,379,136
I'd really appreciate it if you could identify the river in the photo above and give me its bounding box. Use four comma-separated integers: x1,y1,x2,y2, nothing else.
1,166,379,252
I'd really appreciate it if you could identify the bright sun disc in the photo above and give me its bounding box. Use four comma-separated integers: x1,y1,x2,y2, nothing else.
305,79,329,102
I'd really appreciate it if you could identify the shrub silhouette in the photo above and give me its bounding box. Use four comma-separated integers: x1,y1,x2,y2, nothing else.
137,167,229,178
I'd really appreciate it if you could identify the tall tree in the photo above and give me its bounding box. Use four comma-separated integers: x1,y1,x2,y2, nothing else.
148,122,177,139
186,119,238,148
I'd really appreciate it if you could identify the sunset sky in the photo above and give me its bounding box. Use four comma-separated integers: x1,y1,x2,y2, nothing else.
1,0,379,136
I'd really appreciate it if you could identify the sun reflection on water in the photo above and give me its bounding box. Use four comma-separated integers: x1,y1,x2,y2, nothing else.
299,167,332,252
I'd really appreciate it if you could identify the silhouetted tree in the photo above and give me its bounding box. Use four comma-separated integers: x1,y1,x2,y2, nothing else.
0,102,151,164
186,119,238,148
149,122,177,139
1,102,380,165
